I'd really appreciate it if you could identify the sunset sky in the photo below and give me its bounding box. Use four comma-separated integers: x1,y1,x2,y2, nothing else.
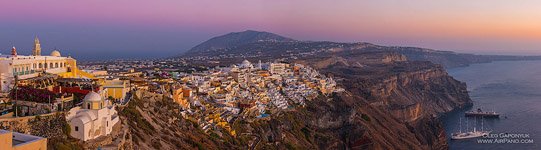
1,0,541,60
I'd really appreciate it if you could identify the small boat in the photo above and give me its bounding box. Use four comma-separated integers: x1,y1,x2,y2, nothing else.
451,117,491,140
451,129,491,140
465,108,500,118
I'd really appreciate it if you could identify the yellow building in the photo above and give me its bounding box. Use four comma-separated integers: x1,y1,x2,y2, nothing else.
102,79,130,100
0,130,47,150
0,37,95,92
172,87,191,109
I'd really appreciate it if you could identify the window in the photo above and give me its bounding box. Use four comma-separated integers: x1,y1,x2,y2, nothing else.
39,63,42,68
87,103,91,109
107,121,109,127
50,63,53,68
75,126,78,131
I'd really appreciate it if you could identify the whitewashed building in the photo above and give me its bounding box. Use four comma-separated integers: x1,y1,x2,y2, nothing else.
66,91,119,141
0,37,80,92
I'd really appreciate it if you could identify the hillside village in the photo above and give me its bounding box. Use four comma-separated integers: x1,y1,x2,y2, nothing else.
166,60,343,136
0,38,344,149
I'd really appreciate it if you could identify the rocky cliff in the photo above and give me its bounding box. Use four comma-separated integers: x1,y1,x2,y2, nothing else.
0,113,83,149
291,59,472,149
357,65,470,121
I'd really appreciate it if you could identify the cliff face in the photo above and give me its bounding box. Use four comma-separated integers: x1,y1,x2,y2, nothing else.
363,66,471,122
310,61,471,149
277,49,470,149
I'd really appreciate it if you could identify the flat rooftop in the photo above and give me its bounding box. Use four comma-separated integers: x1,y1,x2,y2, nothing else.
0,129,46,147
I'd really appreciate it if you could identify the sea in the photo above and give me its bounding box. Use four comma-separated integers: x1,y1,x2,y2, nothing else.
443,60,541,150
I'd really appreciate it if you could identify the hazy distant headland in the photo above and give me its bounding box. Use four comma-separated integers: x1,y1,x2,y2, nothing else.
179,30,541,68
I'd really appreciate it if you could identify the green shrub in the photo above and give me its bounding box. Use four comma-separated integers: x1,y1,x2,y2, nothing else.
361,114,371,122
285,143,298,150
63,123,71,135
301,127,311,139
54,143,71,150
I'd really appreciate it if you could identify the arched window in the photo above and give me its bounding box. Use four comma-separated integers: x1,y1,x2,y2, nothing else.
50,63,53,68
87,103,91,109
39,63,42,68
55,63,59,68
60,63,63,68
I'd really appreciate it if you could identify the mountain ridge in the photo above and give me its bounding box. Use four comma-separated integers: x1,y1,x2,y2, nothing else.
180,30,541,68
184,30,295,56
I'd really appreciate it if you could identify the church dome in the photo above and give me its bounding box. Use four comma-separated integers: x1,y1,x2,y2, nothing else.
240,60,253,68
50,50,61,57
83,91,102,102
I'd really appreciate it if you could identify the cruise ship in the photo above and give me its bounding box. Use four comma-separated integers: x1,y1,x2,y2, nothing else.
465,108,500,118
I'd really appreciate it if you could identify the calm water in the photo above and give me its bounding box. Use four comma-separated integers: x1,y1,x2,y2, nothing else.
444,60,541,150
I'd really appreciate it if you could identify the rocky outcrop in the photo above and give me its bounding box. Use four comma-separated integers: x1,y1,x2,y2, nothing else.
364,66,471,121
0,113,82,149
118,91,237,150
314,60,471,149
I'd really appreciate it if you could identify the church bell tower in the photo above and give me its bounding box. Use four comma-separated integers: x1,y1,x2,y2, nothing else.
32,36,41,56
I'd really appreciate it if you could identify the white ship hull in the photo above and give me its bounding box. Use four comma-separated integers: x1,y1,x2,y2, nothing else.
451,131,491,140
